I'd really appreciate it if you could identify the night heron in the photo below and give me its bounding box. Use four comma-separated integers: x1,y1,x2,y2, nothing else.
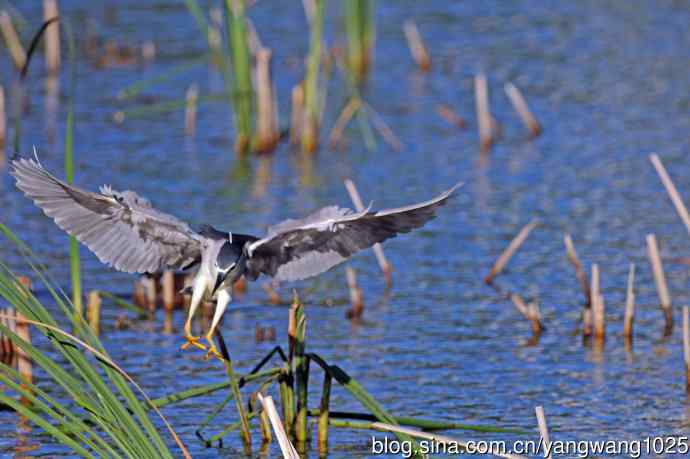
11,158,460,359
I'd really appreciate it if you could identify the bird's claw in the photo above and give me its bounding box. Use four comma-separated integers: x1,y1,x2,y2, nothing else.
181,335,206,351
204,344,224,361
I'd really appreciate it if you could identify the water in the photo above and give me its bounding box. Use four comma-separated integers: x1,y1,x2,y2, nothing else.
2,1,690,457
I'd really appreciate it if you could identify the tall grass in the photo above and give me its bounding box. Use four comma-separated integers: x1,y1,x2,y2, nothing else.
0,225,189,458
225,0,253,155
301,0,326,154
344,0,375,84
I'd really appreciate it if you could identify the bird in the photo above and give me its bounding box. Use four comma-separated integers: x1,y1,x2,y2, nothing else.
11,157,460,359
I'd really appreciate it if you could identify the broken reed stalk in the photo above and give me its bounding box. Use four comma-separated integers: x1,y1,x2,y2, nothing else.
87,290,101,335
0,85,5,148
649,153,690,237
504,82,541,137
317,371,332,455
403,20,431,71
294,296,309,450
43,0,60,74
290,83,304,145
344,179,392,285
624,263,636,342
184,83,198,136
474,73,493,154
683,306,690,394
484,220,537,284
646,233,673,336
589,263,603,340
162,270,175,311
301,0,325,154
510,293,543,336
15,312,32,384
563,234,592,330
436,104,466,129
254,47,279,153
328,97,361,149
344,0,375,83
364,101,403,151
225,0,253,155
257,393,300,459
345,267,364,320
0,11,26,70
535,406,552,459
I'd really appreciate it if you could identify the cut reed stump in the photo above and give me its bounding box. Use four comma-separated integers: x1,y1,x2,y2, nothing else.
87,290,101,335
646,233,673,336
683,306,690,394
161,270,175,312
345,267,364,320
254,47,280,153
504,82,541,138
563,234,592,334
403,20,431,71
344,179,393,286
290,83,304,145
484,220,537,284
650,153,690,237
624,263,636,345
0,11,26,70
590,264,605,341
43,0,61,75
184,83,198,136
15,312,32,384
474,73,493,154
535,406,552,459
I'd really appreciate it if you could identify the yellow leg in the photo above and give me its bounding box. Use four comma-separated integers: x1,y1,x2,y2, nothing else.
204,289,231,361
181,274,208,351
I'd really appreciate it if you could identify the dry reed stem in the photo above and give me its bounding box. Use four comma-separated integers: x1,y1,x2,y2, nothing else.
403,20,431,71
369,422,528,459
364,101,403,152
683,306,690,394
649,154,690,237
0,308,10,359
344,179,392,285
43,0,60,74
345,267,364,320
87,290,101,335
510,293,543,335
0,85,5,148
255,47,279,153
589,264,602,339
184,83,198,136
484,220,537,284
504,82,541,137
534,406,551,459
142,276,156,312
436,104,466,129
0,11,25,70
624,263,635,340
257,393,300,459
162,271,175,311
563,234,591,305
15,312,31,384
290,83,304,144
474,73,493,153
328,98,360,149
646,233,673,335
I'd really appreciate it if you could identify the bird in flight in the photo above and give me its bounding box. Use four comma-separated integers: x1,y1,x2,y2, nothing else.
11,158,460,359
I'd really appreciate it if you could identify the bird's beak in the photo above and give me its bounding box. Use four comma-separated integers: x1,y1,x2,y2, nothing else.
212,272,225,296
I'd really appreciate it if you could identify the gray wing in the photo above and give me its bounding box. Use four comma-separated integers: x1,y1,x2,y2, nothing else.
11,158,202,274
244,182,461,282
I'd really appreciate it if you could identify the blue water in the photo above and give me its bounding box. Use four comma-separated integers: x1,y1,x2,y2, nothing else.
2,1,690,457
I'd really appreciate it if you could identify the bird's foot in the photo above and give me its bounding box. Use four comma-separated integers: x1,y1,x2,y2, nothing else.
180,335,206,351
204,343,224,362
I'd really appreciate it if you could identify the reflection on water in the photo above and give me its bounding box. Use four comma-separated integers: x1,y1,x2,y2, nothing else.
2,0,690,458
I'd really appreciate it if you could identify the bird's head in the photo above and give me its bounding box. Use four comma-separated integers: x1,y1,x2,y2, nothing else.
213,241,242,294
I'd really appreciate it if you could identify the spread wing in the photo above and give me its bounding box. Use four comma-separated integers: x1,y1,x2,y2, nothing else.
244,182,461,282
11,158,202,274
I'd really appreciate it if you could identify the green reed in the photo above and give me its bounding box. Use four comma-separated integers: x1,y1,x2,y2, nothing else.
302,0,326,154
225,0,253,155
344,0,375,84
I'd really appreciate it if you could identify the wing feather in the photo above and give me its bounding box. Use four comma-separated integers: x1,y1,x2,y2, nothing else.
11,158,202,273
245,182,461,281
